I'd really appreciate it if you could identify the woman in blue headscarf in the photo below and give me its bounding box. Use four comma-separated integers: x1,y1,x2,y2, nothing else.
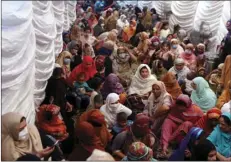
207,112,231,161
191,77,217,112
168,127,205,161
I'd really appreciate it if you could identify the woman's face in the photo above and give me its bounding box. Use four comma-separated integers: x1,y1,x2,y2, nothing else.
207,150,217,161
152,84,161,98
19,119,27,132
198,69,205,77
84,62,92,68
140,68,149,79
175,63,184,71
219,117,231,133
71,46,79,55
162,44,169,51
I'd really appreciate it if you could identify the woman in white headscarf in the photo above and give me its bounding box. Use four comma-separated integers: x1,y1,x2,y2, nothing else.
116,14,129,37
128,64,157,96
170,39,184,58
169,58,191,82
100,93,132,129
87,149,115,161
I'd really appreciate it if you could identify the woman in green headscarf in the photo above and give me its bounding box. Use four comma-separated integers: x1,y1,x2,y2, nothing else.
191,77,217,112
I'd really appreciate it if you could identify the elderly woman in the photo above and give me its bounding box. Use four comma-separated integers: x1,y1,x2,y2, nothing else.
160,95,203,157
216,80,231,109
100,93,132,129
170,39,184,58
144,81,173,136
191,77,217,112
161,72,183,100
207,112,231,161
112,113,156,160
169,58,191,82
112,46,138,88
179,43,197,72
2,112,54,161
56,51,72,79
196,108,222,136
122,142,156,161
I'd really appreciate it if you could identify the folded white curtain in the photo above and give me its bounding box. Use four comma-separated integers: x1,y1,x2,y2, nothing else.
2,1,77,124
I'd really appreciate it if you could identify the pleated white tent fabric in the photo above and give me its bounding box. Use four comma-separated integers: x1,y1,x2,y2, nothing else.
2,1,77,124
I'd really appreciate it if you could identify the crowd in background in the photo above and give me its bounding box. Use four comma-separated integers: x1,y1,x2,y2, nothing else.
2,0,231,161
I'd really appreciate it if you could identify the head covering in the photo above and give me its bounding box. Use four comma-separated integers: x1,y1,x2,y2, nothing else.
87,149,115,161
125,142,154,161
76,121,104,153
191,77,217,112
67,40,81,53
174,58,185,65
218,63,224,70
68,56,97,84
70,25,81,41
161,72,182,100
56,51,72,68
95,55,105,73
128,64,157,95
221,55,231,89
2,113,43,161
192,139,216,161
169,127,204,161
101,73,124,99
222,111,231,121
79,109,112,148
221,100,231,114
147,81,173,117
197,43,205,49
131,113,151,137
107,31,117,42
195,108,221,135
36,104,68,141
100,93,131,128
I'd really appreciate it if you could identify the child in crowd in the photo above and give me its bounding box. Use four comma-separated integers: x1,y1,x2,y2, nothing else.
111,112,133,137
73,72,93,109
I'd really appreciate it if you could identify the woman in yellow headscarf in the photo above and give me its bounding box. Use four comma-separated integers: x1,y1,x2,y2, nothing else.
216,80,231,109
122,20,137,43
56,51,72,79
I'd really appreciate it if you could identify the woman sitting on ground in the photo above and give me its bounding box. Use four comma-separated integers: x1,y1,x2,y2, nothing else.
100,93,132,130
160,95,203,158
207,112,231,161
191,77,217,112
2,112,54,161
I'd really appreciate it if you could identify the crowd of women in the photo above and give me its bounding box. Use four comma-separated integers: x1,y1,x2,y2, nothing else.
2,1,231,161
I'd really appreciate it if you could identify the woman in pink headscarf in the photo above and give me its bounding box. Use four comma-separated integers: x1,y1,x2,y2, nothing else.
179,43,197,72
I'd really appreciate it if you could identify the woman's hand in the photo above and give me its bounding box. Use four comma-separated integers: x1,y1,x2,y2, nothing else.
66,102,73,112
36,147,54,158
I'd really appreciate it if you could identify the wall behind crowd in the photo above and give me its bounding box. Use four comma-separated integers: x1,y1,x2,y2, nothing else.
120,1,230,57
2,1,77,124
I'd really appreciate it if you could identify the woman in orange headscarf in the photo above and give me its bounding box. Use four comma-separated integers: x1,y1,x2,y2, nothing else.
220,55,231,89
195,108,221,137
78,109,112,149
122,20,136,43
161,72,183,100
216,80,231,109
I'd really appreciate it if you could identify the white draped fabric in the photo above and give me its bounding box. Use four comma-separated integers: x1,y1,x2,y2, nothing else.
2,1,76,124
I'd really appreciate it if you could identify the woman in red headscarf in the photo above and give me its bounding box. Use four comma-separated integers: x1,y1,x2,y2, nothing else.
77,109,112,149
68,56,97,85
159,94,204,158
68,121,104,161
195,108,221,137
